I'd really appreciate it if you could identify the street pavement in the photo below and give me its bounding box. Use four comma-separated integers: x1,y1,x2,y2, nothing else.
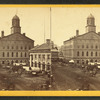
0,67,47,90
52,62,100,90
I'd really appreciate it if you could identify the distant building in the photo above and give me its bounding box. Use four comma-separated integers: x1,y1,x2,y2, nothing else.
62,14,100,64
0,15,34,65
29,39,58,71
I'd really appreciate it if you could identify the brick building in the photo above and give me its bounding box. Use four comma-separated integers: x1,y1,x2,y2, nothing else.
29,39,58,71
0,15,34,65
62,14,100,64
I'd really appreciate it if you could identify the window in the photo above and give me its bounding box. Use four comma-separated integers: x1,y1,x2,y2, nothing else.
77,45,80,48
42,62,45,70
86,45,88,48
77,51,79,56
47,63,50,70
16,52,18,57
12,46,14,49
32,62,33,67
42,55,45,59
82,52,84,56
16,46,18,50
2,52,5,57
25,46,27,50
7,46,9,49
91,45,93,48
21,46,23,50
12,52,13,57
47,54,50,59
91,52,93,56
77,60,79,64
21,52,22,57
95,52,97,56
31,55,33,60
35,62,37,67
38,55,41,58
7,52,9,57
3,47,5,49
38,62,41,68
2,61,4,64
35,54,37,59
86,52,88,56
25,52,27,57
29,46,31,50
82,45,84,48
96,45,98,49
15,60,18,63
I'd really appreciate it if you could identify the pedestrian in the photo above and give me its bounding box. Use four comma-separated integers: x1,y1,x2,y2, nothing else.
48,73,50,78
50,74,53,82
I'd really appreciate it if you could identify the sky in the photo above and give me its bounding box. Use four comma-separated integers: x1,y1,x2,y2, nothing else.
0,7,100,46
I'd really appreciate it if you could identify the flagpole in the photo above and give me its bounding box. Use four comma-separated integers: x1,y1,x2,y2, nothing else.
50,7,51,42
44,17,45,43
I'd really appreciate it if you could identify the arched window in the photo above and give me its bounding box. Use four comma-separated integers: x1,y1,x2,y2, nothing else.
2,52,5,57
86,52,88,56
91,52,93,56
25,52,27,57
16,52,18,57
95,52,97,56
21,52,22,57
7,52,9,57
82,52,84,56
77,51,79,56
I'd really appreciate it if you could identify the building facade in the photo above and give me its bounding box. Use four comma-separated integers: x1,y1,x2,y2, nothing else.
0,15,34,65
62,14,100,64
29,39,58,71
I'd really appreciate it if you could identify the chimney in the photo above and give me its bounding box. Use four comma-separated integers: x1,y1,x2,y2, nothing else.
46,39,50,45
1,31,4,38
23,33,25,36
76,30,79,36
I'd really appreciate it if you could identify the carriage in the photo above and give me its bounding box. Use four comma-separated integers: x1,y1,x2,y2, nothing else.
85,62,98,76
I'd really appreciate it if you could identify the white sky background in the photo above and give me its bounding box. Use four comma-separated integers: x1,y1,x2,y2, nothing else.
0,7,100,46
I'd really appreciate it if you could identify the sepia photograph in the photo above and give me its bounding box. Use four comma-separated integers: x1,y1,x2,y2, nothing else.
1,6,100,92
